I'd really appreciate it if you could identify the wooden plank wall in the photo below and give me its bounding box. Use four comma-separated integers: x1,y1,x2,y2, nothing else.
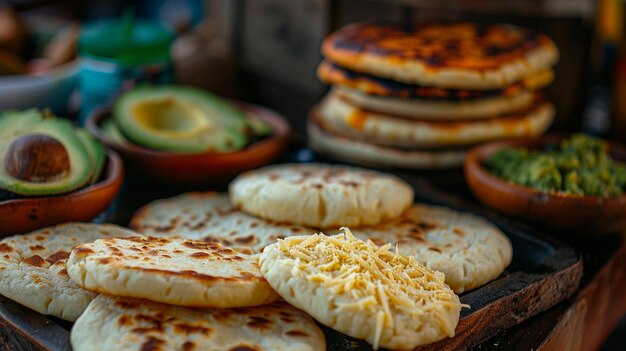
207,0,594,135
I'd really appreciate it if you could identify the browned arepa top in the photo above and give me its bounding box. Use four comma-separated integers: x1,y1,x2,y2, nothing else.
322,22,558,89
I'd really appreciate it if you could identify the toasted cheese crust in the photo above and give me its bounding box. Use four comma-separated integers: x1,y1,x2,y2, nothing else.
260,229,464,350
318,60,552,100
323,22,559,89
307,112,467,169
318,91,554,148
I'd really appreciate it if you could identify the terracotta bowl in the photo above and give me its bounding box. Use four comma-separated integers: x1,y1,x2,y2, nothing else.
86,102,290,184
464,135,626,235
0,151,124,237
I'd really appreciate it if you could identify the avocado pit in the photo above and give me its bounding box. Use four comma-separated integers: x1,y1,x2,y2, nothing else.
4,133,70,183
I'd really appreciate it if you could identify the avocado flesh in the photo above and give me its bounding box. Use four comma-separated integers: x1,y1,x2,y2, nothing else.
0,113,93,196
114,86,250,153
76,129,105,184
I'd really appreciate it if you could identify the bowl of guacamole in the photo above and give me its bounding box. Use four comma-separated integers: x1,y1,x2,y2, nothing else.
464,134,626,234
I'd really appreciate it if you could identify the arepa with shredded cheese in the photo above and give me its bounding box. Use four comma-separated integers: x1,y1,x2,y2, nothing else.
259,228,464,350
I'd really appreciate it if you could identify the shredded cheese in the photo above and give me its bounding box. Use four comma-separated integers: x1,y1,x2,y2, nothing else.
274,227,467,349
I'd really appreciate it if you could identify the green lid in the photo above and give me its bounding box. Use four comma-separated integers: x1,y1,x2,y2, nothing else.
79,12,173,66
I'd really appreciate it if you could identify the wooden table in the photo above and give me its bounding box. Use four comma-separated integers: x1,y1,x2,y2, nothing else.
1,152,625,351
476,234,626,351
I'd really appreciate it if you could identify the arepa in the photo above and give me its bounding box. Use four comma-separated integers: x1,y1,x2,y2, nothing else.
322,22,559,89
229,163,414,228
71,295,326,351
0,223,136,321
333,85,537,120
129,192,314,254
260,229,464,350
308,114,466,169
354,204,513,293
67,237,278,308
318,92,554,149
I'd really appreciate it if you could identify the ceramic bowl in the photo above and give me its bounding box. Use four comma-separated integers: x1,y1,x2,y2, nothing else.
0,61,78,113
464,135,626,234
86,101,290,183
0,150,124,237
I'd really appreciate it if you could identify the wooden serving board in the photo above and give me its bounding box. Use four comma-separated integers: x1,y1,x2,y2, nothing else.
0,148,583,351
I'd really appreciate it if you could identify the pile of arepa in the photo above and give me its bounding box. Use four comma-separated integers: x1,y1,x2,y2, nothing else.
0,164,514,350
308,22,559,168
0,223,325,351
129,163,514,349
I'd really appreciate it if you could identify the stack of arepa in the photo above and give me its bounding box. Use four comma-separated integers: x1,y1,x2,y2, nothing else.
308,22,559,168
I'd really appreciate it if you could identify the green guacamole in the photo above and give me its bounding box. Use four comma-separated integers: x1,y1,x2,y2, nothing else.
484,134,626,197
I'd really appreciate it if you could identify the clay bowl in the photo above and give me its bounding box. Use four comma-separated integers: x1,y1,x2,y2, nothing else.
464,135,626,235
0,151,124,237
86,102,290,184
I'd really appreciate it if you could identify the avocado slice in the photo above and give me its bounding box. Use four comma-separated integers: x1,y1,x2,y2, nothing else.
0,112,93,196
113,86,251,153
76,129,105,184
102,119,130,145
247,114,273,138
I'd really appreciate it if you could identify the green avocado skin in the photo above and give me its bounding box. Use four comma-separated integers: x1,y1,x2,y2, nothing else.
113,86,252,153
0,110,94,196
485,134,626,197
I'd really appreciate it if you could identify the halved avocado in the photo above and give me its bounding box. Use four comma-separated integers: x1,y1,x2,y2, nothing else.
76,129,105,184
0,112,93,196
113,86,251,153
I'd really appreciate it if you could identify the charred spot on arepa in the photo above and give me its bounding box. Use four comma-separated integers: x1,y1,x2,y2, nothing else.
117,315,132,326
174,323,212,335
229,346,260,351
182,341,195,351
0,243,13,252
23,255,47,267
139,336,165,351
453,227,465,236
45,250,70,264
188,252,211,259
416,221,440,232
212,309,234,321
114,299,144,310
286,330,310,337
234,235,256,245
245,317,273,332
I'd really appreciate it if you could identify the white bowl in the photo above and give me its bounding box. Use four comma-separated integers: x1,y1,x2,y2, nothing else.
0,60,78,113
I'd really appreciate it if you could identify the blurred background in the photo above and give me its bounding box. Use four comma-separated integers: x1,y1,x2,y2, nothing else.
1,0,625,140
